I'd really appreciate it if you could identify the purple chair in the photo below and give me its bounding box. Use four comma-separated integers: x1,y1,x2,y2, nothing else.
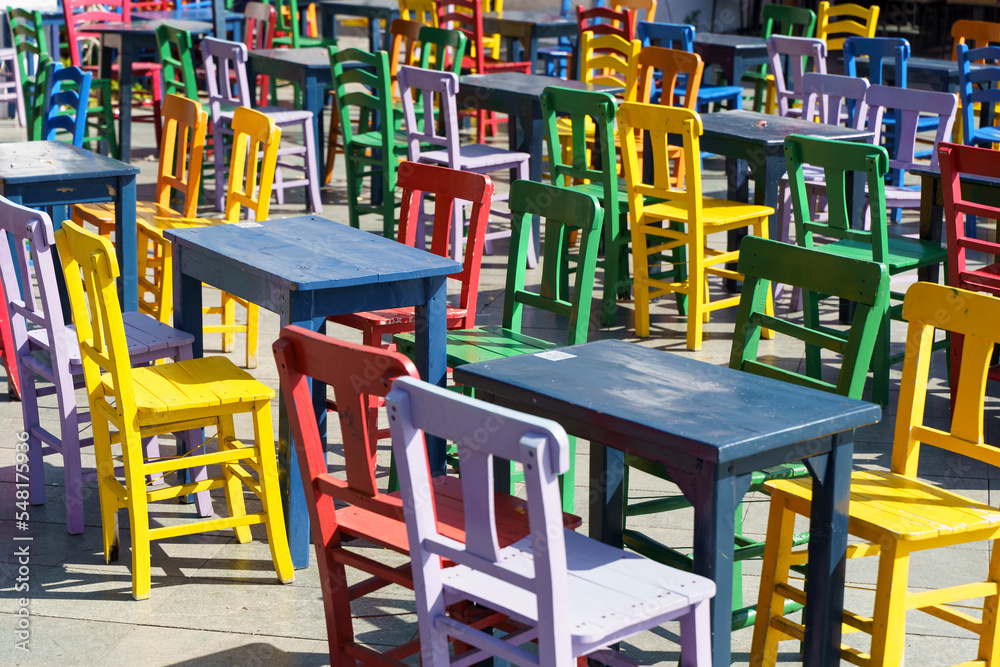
0,196,209,534
388,375,716,666
766,34,827,117
398,65,536,267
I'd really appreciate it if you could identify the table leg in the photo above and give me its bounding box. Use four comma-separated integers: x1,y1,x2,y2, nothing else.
509,100,543,260
919,173,942,284
304,74,326,183
802,432,854,666
116,174,138,313
587,443,625,548
414,275,448,475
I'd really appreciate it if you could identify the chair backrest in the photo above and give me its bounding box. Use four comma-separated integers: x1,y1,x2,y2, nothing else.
271,0,307,48
329,46,394,158
43,62,91,147
0,197,74,403
816,0,879,53
244,1,277,51
843,36,909,87
579,31,640,95
784,134,890,261
396,162,493,329
226,106,281,222
951,19,1000,59
863,85,957,172
398,65,460,165
201,36,253,116
389,18,424,76
435,0,488,72
63,0,130,67
577,4,633,42
631,45,703,109
387,374,574,666
7,7,47,140
761,3,817,39
891,282,1000,477
636,21,693,51
399,0,438,27
157,24,198,101
799,72,869,128
767,34,828,117
610,0,655,36
388,21,466,97
503,180,603,344
156,93,208,219
541,86,618,197
956,43,1000,145
731,235,889,399
937,141,1000,297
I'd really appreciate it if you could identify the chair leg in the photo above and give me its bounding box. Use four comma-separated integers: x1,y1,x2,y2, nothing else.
633,225,651,338
518,161,537,269
749,492,797,667
345,152,362,229
245,303,260,369
218,415,252,543
977,543,1000,663
302,118,323,214
687,234,705,351
179,428,214,518
679,598,712,667
559,436,576,514
868,539,909,666
213,122,228,213
250,399,294,584
58,381,85,536
125,435,153,601
324,102,341,185
221,292,236,353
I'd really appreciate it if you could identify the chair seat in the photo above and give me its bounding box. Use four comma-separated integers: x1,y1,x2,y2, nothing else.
102,355,272,418
219,106,313,124
395,325,554,369
419,143,530,170
811,234,948,273
642,196,774,228
767,470,1000,542
330,305,469,333
337,475,581,553
441,529,716,646
75,200,180,232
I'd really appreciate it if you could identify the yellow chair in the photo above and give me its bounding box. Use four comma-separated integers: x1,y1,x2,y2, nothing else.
72,93,207,323
618,102,774,349
610,0,656,37
399,0,438,27
138,107,280,370
53,217,293,601
816,1,879,54
751,281,1000,666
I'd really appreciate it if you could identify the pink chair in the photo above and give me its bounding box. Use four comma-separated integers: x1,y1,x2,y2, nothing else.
398,65,536,267
388,375,716,666
0,196,209,535
201,36,321,214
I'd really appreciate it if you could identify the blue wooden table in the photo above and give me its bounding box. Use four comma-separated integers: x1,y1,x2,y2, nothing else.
166,215,460,569
316,0,398,52
0,141,140,312
454,339,882,667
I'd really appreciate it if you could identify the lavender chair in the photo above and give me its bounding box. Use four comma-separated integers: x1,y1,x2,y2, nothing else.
201,36,321,214
0,196,209,534
398,65,536,267
766,34,828,117
389,375,715,666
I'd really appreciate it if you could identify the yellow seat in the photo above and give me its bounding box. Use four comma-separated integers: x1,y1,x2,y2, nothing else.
816,1,879,54
53,216,293,601
751,281,1000,666
618,102,774,349
141,106,281,369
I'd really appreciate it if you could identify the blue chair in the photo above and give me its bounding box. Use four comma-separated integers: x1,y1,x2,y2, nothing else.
539,0,573,77
42,62,91,148
957,42,1000,147
637,21,742,111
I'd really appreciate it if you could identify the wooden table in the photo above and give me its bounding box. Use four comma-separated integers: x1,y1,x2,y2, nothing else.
454,339,882,667
247,47,332,172
457,72,622,256
693,32,769,86
0,141,139,312
316,0,398,52
133,7,245,42
89,19,213,162
481,10,577,71
166,215,460,569
845,55,974,92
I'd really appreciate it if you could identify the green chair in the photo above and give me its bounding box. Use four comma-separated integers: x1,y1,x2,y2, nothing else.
745,4,817,112
396,180,605,512
540,86,631,327
270,0,335,49
7,7,47,141
329,46,407,238
156,24,198,101
786,134,949,406
622,234,891,630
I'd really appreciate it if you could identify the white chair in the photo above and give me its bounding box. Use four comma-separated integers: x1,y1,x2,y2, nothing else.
388,375,716,666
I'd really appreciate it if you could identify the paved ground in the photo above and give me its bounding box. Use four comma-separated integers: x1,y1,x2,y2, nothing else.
1,56,999,666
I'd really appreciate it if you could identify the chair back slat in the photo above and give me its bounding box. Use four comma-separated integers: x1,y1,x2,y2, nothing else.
799,72,869,128
863,85,958,172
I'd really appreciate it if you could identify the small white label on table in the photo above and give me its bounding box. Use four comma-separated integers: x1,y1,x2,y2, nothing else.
235,222,263,228
535,350,576,361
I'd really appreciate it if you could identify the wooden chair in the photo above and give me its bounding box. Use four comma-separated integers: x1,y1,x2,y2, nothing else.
395,180,605,512
785,134,949,406
618,102,774,349
938,141,1000,406
245,2,277,106
397,65,535,266
751,280,1000,667
271,0,335,48
765,34,828,117
156,24,198,101
8,7,48,141
0,197,202,535
399,0,438,27
330,45,408,237
577,4,633,41
273,325,581,665
611,0,656,36
746,3,817,112
951,18,1000,57
54,217,292,600
956,43,1000,148
42,62,91,147
815,0,879,54
436,0,532,143
389,374,716,667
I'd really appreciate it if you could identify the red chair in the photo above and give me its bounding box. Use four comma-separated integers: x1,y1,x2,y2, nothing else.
435,0,532,142
244,2,277,106
577,3,634,42
938,141,1000,404
0,282,20,400
273,326,581,666
63,0,164,144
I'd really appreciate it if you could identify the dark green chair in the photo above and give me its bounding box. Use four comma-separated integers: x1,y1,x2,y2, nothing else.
7,7,47,141
746,4,817,112
329,46,407,237
396,180,605,512
156,24,198,101
623,234,890,630
270,0,336,49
